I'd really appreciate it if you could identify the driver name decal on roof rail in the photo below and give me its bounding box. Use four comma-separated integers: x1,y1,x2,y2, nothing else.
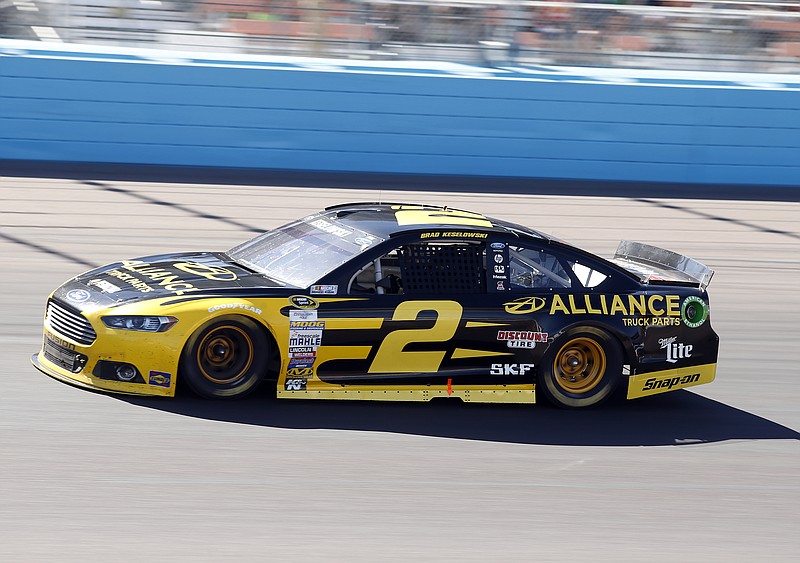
420,231,488,239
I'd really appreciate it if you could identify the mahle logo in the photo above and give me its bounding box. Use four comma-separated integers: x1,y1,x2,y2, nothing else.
174,261,238,281
504,297,546,314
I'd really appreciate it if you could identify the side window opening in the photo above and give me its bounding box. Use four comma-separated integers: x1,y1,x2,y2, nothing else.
348,248,404,295
400,242,484,294
347,241,485,295
570,261,609,288
509,245,572,289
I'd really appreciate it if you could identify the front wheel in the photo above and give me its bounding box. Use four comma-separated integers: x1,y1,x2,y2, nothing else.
181,316,268,399
539,328,623,409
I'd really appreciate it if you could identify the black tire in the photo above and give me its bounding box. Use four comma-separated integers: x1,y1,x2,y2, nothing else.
181,316,268,400
539,327,623,409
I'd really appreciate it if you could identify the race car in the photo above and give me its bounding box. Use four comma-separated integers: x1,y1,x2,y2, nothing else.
32,203,719,408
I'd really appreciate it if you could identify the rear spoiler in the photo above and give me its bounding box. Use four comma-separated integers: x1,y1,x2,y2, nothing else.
613,241,714,290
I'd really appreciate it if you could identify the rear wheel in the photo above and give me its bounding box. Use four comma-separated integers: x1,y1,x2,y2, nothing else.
181,316,268,399
539,328,623,409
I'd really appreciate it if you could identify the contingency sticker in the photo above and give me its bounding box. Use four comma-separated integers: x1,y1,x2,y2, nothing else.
310,285,338,295
488,241,510,292
287,315,325,378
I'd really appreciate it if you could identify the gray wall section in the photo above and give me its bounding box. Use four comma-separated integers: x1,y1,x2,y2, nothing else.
1,48,799,186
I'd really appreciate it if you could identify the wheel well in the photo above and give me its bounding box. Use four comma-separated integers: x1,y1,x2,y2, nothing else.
550,321,633,365
538,323,626,408
178,314,281,384
251,317,281,382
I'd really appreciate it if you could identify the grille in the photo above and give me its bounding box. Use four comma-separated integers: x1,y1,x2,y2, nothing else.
43,337,87,373
46,300,97,345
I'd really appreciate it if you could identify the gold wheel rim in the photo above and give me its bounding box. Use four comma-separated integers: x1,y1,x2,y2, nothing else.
553,337,606,393
197,325,253,385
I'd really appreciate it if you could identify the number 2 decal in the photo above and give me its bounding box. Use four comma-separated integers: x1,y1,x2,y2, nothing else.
369,300,463,374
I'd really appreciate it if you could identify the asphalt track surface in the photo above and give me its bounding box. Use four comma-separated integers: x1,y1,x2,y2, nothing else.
1,175,798,562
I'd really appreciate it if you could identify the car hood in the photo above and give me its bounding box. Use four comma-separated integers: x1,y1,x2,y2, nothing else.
53,251,285,310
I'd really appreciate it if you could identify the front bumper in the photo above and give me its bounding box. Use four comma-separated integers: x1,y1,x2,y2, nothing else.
34,326,178,397
31,352,167,397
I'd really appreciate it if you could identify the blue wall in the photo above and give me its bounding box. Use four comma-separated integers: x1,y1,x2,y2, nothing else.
1,43,799,186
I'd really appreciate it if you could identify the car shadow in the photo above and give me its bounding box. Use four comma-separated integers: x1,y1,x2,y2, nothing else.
121,388,799,447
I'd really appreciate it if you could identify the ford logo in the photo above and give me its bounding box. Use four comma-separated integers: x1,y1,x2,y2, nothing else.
66,289,91,303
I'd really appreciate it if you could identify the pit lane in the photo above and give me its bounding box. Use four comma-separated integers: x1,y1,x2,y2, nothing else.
1,175,797,562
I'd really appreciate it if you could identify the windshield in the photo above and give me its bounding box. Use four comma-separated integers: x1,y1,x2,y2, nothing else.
227,214,383,287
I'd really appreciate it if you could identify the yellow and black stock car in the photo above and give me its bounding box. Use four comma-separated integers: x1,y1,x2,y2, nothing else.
33,203,719,408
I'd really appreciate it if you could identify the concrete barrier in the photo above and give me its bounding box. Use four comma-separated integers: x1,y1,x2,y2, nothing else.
1,41,799,186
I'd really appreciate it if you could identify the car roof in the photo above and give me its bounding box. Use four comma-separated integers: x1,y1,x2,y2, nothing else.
322,202,553,241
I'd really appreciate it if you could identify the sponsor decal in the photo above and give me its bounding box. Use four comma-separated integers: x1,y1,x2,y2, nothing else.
354,237,373,247
659,336,693,364
207,303,262,315
287,313,324,370
622,364,631,376
289,309,317,322
310,218,353,238
506,340,535,349
288,359,314,370
290,321,326,329
489,239,509,292
106,269,154,293
87,279,121,294
66,289,90,303
491,363,535,376
627,363,716,399
622,317,681,327
504,294,682,319
289,351,316,359
289,331,322,347
173,261,238,281
681,296,709,328
148,370,171,387
504,297,546,314
289,295,318,309
497,331,547,349
285,378,307,390
310,284,338,295
419,231,488,239
643,372,700,391
116,260,200,295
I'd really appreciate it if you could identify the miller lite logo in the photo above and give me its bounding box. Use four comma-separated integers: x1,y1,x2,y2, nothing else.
659,336,693,364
